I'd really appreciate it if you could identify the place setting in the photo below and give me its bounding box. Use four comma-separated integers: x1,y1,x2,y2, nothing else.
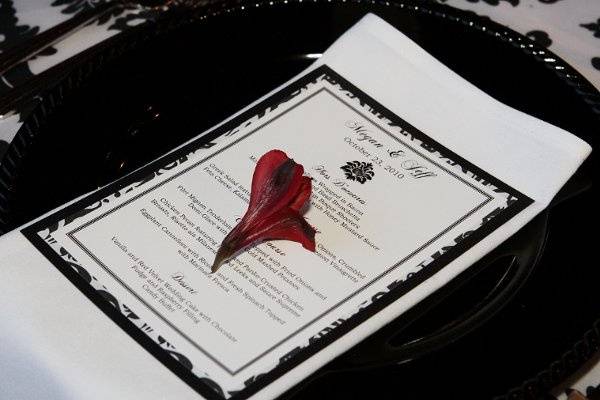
0,1,598,399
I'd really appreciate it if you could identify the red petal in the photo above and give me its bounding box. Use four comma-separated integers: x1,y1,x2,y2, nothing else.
248,150,305,217
289,176,312,212
238,207,316,252
249,150,288,207
211,150,316,272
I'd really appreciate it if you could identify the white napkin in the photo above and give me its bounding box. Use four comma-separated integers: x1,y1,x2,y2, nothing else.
0,13,591,400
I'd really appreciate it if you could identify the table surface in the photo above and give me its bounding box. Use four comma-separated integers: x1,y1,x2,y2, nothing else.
0,0,598,398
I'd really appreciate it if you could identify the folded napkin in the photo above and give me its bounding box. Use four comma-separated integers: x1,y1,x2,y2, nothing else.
0,13,591,400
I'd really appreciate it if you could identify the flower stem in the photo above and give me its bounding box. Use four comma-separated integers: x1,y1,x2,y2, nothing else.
211,242,235,273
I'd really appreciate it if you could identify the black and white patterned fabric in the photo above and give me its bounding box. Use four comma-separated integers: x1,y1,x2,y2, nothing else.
0,0,599,157
0,0,164,156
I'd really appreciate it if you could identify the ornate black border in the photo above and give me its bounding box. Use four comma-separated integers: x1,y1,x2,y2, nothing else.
61,85,491,376
22,65,532,399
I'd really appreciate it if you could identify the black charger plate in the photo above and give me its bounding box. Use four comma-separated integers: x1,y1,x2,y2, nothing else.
0,1,598,399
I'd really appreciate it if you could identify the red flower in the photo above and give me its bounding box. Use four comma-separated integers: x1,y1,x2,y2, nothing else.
211,150,316,273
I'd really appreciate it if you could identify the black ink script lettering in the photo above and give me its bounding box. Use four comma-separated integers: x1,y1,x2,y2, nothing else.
170,272,198,295
344,120,384,149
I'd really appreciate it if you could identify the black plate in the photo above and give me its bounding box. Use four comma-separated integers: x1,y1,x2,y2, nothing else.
0,1,598,399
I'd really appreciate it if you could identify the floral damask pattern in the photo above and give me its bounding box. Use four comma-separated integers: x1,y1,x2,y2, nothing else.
438,0,600,89
341,161,375,184
526,29,552,47
581,18,600,39
0,0,41,111
580,17,600,71
0,0,598,154
51,0,130,21
438,0,564,6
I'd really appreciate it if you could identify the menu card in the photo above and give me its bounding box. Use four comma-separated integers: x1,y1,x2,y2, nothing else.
23,65,531,398
1,13,590,400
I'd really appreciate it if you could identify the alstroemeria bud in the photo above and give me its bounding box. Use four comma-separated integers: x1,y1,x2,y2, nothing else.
211,150,316,273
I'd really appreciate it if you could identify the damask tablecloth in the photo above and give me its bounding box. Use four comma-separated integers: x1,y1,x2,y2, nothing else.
0,0,599,398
